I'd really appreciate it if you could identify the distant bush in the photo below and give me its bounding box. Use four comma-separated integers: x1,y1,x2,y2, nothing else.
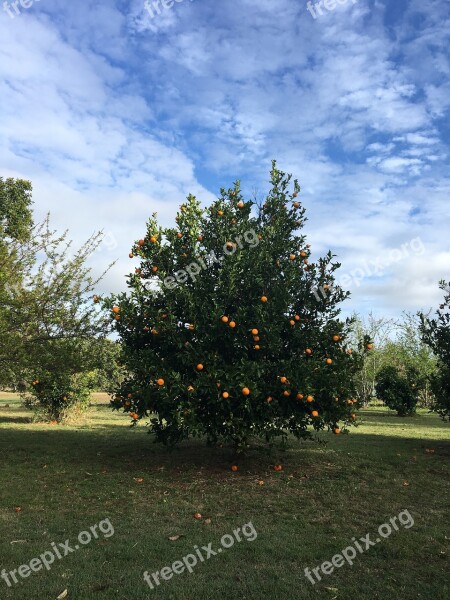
375,365,418,416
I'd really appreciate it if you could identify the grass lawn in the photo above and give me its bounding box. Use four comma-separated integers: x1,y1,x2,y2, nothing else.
0,393,449,599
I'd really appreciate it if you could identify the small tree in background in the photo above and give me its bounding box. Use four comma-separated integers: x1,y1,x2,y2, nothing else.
375,365,418,416
0,178,112,421
105,162,366,450
420,281,450,421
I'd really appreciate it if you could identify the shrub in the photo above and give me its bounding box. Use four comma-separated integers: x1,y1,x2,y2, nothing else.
25,372,92,422
375,365,418,416
105,162,365,449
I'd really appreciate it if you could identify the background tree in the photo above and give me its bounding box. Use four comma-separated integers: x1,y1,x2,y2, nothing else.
349,313,393,405
106,162,366,450
420,281,450,420
0,178,112,420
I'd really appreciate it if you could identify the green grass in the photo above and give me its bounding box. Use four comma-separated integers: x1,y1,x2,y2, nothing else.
0,394,449,599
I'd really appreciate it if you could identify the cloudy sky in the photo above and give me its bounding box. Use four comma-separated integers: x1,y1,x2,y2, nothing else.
1,0,449,319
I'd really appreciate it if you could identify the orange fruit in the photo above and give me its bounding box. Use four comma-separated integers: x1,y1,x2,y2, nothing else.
152,266,158,273
151,328,158,335
294,315,300,321
231,465,238,472
289,254,296,260
138,239,145,246
306,395,314,402
311,410,319,417
150,236,157,244
218,210,224,216
197,235,203,241
251,328,259,335
196,364,204,371
305,348,312,355
129,253,134,259
222,391,230,399
115,315,120,321
333,427,341,435
347,349,352,355
261,296,268,303
187,386,194,392
326,358,333,365
177,233,182,239
253,336,260,342
266,396,273,403
280,376,287,384
112,306,120,314
242,387,250,396
254,345,260,350
347,399,353,405
274,465,283,472
367,343,374,350
289,320,295,326
333,335,341,342
156,378,165,386
229,321,236,328
221,315,229,323
194,513,202,519
237,201,244,208
293,202,300,208
283,390,291,397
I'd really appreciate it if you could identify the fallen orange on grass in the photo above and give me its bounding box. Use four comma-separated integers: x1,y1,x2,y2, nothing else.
274,465,283,472
194,513,202,520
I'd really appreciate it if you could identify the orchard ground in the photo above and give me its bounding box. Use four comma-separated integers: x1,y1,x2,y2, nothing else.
0,392,448,600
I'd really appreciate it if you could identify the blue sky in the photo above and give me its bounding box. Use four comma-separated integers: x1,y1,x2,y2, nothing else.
1,0,449,318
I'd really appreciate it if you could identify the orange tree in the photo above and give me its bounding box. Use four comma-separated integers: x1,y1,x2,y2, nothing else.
104,162,367,449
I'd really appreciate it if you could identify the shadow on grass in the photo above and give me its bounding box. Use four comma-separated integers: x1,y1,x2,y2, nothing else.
0,420,449,479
